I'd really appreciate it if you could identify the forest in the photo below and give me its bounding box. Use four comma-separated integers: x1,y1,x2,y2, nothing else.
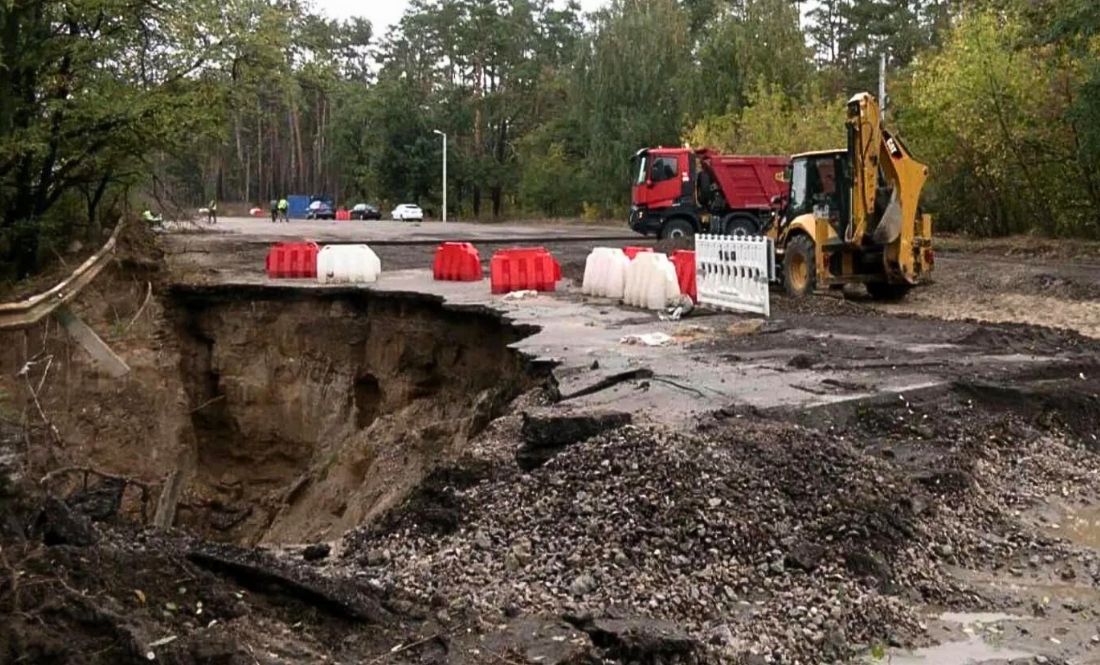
0,0,1098,277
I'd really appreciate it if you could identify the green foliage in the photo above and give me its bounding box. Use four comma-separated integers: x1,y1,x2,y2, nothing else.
5,0,1100,282
686,82,846,155
519,142,582,217
689,0,813,119
902,8,1099,236
571,0,693,215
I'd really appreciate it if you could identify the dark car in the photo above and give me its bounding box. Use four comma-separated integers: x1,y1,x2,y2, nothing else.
306,201,336,220
352,204,381,221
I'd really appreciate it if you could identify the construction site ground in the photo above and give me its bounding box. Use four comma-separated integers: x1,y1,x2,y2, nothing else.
1,216,1099,665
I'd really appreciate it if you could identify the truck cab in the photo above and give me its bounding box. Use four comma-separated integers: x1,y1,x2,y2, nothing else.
630,148,696,238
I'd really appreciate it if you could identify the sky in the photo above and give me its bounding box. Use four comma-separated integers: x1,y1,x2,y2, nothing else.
314,0,610,34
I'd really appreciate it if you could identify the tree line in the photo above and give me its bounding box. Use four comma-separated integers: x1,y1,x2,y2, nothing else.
1,0,1098,278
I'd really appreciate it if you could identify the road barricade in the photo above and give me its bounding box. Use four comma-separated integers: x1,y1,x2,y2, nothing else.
695,234,774,317
582,247,630,299
622,246,653,261
433,242,483,281
266,241,319,279
335,209,351,221
317,244,382,284
623,252,681,310
490,247,561,294
670,250,697,303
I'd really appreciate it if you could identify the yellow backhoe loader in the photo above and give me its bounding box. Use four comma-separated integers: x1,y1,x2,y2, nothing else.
770,92,934,300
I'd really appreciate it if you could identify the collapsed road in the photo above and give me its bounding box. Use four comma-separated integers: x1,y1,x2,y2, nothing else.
1,218,1099,664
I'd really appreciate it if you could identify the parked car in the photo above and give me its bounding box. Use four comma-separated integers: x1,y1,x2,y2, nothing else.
391,204,424,221
352,203,381,221
306,200,336,220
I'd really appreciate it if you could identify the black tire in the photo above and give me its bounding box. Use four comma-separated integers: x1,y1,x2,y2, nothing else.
660,218,695,240
783,235,816,297
866,282,912,301
724,216,760,237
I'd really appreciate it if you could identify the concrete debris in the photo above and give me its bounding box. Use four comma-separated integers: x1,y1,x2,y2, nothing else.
619,332,673,346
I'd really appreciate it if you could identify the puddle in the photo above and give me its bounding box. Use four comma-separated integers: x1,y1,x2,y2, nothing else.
865,612,1033,665
938,612,1020,626
1054,504,1100,549
870,635,1034,665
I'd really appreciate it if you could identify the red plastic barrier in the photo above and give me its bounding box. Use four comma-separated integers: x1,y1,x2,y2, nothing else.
490,247,561,294
266,241,319,279
670,250,697,303
433,242,483,281
623,246,654,260
335,209,351,221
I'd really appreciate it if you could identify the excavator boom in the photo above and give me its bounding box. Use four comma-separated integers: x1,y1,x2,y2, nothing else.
845,92,931,283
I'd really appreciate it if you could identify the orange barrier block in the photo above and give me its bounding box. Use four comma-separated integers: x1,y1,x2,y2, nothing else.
490,247,561,294
433,242,483,281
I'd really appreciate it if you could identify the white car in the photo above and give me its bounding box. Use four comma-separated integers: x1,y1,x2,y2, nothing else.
391,204,424,221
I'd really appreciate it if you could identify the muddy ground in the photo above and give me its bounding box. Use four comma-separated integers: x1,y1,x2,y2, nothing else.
1,220,1099,664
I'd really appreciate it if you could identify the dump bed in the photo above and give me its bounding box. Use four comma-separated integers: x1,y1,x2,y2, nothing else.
704,153,789,211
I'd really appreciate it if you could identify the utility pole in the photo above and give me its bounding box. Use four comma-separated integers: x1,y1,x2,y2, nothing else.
879,52,887,122
434,130,447,223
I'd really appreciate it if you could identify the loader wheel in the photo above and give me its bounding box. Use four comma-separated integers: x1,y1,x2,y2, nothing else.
866,282,912,301
783,235,816,297
660,218,694,240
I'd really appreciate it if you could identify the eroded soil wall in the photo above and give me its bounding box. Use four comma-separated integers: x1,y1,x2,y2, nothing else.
169,286,545,545
0,282,545,546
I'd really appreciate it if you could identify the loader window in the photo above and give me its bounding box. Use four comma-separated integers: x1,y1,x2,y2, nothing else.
786,156,842,222
788,159,810,215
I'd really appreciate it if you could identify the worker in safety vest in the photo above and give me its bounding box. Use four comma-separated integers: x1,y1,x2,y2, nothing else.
278,198,289,222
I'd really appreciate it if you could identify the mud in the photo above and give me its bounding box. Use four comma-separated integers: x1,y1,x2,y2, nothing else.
4,224,1100,664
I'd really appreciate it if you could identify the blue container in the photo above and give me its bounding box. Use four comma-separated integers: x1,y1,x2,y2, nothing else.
287,195,311,219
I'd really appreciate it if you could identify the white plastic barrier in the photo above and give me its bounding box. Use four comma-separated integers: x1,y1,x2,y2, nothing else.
317,244,382,284
695,234,775,317
623,252,681,311
582,247,631,299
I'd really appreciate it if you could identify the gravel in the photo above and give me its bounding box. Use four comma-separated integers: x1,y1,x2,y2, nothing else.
337,373,1100,663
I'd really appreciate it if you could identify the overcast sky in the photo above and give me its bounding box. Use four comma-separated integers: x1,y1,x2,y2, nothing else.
313,0,610,34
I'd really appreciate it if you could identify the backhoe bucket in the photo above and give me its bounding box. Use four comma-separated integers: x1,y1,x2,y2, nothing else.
872,189,903,245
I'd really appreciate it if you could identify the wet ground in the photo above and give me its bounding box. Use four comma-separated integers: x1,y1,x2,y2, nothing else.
2,218,1100,664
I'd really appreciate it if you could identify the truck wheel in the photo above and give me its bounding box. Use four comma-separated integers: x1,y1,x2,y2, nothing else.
660,218,694,240
866,282,912,301
725,216,759,237
783,235,816,297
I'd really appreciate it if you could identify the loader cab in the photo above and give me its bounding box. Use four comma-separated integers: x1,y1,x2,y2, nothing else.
782,150,851,240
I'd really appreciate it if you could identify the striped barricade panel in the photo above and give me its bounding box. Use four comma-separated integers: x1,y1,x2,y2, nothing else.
695,234,775,317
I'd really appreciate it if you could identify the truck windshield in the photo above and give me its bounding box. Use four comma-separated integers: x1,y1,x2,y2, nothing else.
634,154,649,185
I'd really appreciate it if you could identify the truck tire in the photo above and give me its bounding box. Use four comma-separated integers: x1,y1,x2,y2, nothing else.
783,235,816,297
866,282,912,301
660,218,695,240
724,215,760,237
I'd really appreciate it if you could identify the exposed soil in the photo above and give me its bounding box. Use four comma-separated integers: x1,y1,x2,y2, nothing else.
170,285,546,545
4,226,1100,664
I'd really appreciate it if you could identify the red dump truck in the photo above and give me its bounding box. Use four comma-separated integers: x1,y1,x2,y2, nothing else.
628,147,788,239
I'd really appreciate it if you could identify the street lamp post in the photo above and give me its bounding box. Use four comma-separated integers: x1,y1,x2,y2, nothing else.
433,130,447,223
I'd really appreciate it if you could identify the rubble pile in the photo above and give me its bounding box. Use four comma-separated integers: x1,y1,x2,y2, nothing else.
349,422,951,662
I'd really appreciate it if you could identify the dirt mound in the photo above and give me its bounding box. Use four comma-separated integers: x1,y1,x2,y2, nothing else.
654,237,694,255
956,320,1100,355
